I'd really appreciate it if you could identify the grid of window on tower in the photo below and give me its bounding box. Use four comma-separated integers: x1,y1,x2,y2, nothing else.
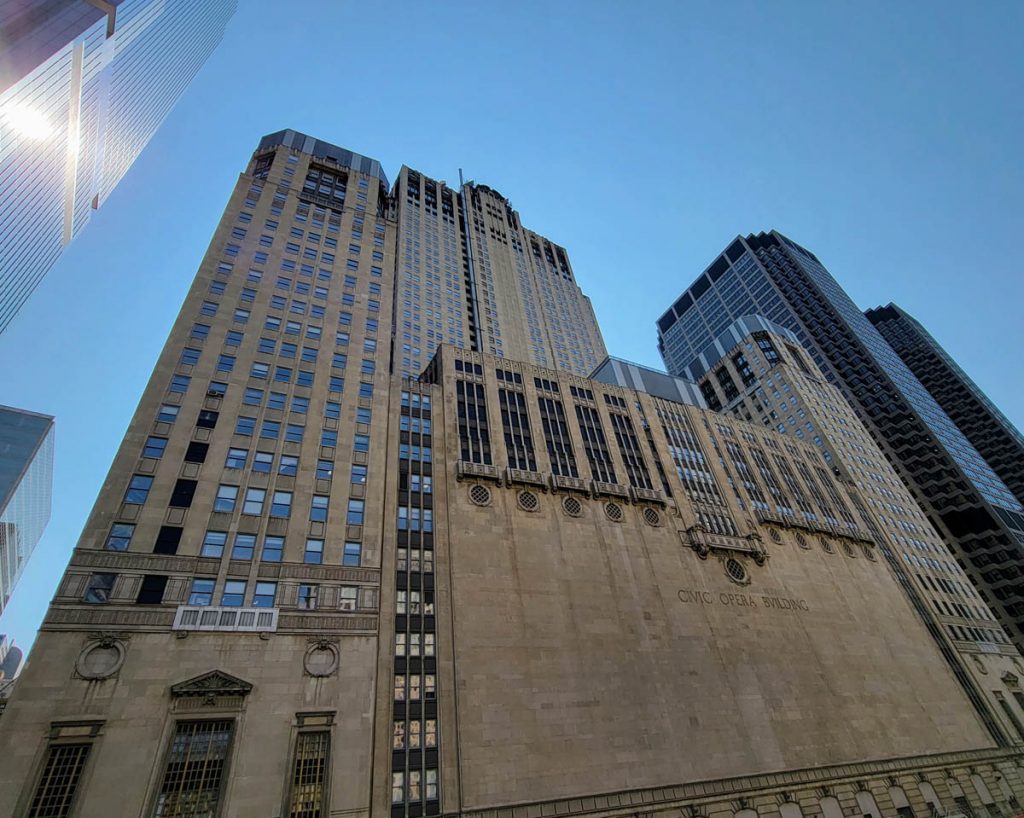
471,223,502,357
526,235,597,374
400,171,465,377
85,146,391,607
393,389,440,816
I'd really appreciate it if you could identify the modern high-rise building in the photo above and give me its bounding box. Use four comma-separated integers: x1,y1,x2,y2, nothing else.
0,405,55,616
0,634,23,715
656,231,1024,652
0,0,236,334
0,634,24,681
1,137,1022,818
866,302,1024,507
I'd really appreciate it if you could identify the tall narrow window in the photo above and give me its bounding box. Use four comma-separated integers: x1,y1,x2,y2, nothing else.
575,405,616,483
288,731,329,818
608,412,652,489
498,388,536,470
27,742,92,818
455,379,492,464
537,397,578,477
153,720,234,818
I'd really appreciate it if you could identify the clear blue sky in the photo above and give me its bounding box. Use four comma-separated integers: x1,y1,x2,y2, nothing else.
2,0,1022,649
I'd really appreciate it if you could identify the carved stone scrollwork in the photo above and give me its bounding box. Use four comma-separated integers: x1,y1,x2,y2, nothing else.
686,524,711,559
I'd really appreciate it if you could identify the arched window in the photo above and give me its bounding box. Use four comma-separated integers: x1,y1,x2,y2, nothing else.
918,782,943,818
856,790,881,818
971,774,995,807
780,802,804,818
820,796,845,818
888,786,915,818
996,774,1020,810
735,808,758,818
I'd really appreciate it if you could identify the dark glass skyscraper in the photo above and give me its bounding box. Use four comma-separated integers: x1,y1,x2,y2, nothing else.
656,230,1024,650
866,302,1024,508
0,0,236,334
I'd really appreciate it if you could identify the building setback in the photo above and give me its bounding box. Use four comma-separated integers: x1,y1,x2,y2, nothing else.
0,138,1022,818
0,0,236,334
0,405,55,616
866,302,1024,508
657,231,1024,652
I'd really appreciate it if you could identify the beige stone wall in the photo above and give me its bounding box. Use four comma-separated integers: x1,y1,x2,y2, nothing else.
694,327,1024,747
425,347,1001,811
441,480,993,808
0,631,377,817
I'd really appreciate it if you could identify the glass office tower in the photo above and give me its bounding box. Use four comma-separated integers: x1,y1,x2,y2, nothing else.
657,230,1024,650
0,405,55,615
0,0,236,334
867,302,1024,508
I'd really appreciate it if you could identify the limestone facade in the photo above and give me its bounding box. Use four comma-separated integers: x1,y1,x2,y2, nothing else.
0,133,1021,818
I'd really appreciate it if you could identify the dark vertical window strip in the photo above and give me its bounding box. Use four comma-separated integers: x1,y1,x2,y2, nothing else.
538,397,578,477
772,454,816,518
455,379,491,465
575,404,617,484
724,440,767,508
748,445,792,514
793,459,838,525
498,388,536,471
394,393,440,817
608,413,653,490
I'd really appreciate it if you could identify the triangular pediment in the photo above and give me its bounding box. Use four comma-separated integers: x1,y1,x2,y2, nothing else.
170,669,253,698
1002,671,1019,687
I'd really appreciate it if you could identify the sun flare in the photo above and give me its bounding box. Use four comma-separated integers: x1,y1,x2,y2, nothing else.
0,103,54,139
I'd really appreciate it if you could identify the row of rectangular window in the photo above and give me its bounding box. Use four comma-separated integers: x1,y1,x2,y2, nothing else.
167,373,370,400
28,719,337,818
108,521,376,568
199,530,362,566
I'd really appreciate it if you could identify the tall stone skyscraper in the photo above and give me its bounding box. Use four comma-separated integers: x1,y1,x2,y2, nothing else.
0,405,55,616
0,0,237,334
656,231,1024,652
866,302,1024,507
0,136,1022,818
390,165,605,377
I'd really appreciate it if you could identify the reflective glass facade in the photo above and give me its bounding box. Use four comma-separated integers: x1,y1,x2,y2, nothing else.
867,303,1024,508
0,406,55,614
657,230,1024,648
0,0,236,334
0,1,115,93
